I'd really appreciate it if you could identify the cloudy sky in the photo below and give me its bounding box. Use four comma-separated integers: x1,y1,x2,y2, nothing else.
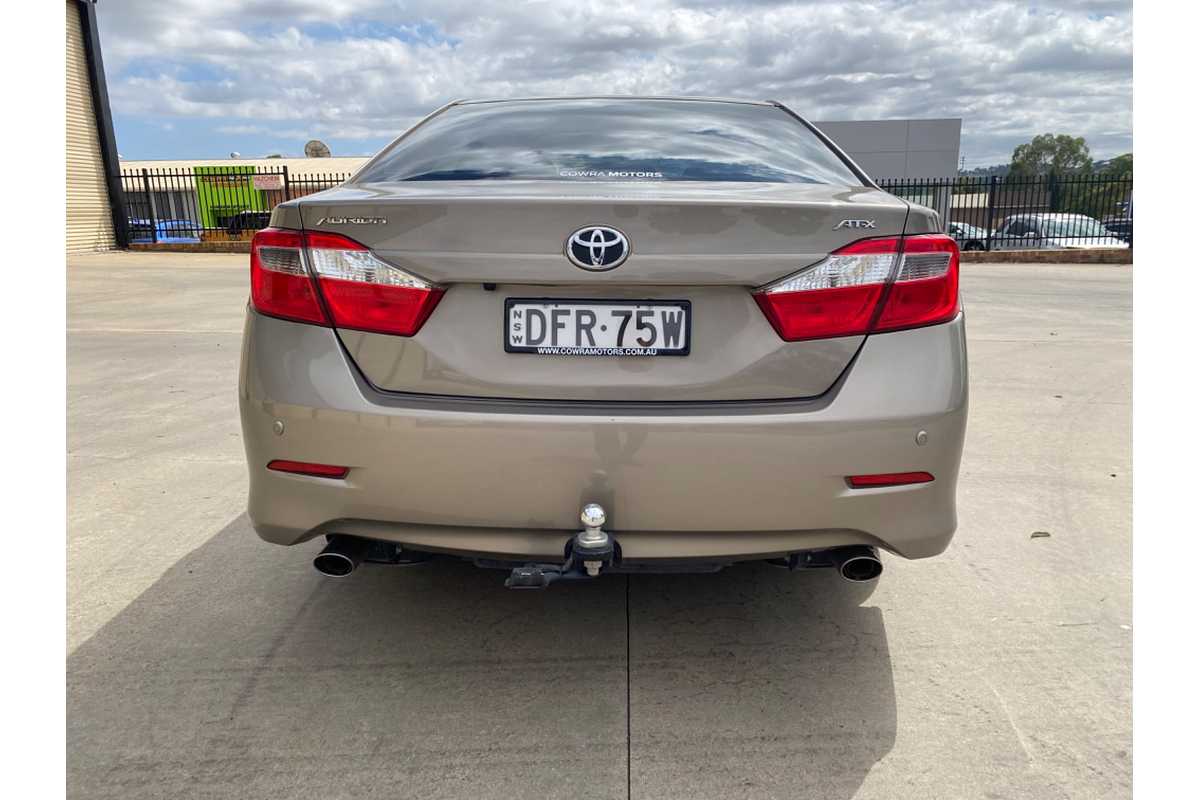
96,0,1132,169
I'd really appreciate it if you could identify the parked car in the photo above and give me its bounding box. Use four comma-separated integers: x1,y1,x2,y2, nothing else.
1103,217,1133,245
240,96,968,588
128,218,201,244
992,213,1129,250
226,210,272,237
948,221,992,251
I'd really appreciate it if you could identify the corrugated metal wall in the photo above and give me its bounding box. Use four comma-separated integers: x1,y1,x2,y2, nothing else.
66,1,115,253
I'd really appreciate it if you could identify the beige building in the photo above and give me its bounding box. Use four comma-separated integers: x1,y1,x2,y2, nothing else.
66,0,123,253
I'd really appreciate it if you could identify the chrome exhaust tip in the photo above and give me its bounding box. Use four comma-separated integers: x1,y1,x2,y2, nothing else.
832,546,883,583
313,535,370,578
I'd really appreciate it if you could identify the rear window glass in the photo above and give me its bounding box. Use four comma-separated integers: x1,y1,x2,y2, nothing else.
353,99,864,186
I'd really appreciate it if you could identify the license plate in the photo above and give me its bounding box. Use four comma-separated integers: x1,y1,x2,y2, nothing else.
505,298,691,356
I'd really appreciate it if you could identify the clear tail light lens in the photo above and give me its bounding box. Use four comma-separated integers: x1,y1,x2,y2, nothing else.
754,233,960,341
249,228,444,336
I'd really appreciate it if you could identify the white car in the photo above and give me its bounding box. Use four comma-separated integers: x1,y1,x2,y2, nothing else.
947,221,993,251
993,213,1130,250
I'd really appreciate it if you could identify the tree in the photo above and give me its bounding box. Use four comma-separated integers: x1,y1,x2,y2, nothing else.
1009,134,1092,176
1060,152,1132,218
1098,153,1132,179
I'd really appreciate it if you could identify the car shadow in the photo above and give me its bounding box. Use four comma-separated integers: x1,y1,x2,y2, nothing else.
68,515,894,800
627,564,895,798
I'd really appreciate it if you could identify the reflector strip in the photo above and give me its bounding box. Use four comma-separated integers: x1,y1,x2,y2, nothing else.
846,471,934,488
267,460,350,479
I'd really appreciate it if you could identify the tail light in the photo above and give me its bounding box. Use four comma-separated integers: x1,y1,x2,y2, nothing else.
754,234,960,341
250,228,444,336
305,231,445,336
249,228,326,324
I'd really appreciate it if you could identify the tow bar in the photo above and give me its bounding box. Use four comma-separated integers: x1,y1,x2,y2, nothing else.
505,503,616,589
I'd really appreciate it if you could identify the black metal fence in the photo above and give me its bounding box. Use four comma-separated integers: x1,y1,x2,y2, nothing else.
879,174,1133,250
117,167,1133,250
118,166,353,244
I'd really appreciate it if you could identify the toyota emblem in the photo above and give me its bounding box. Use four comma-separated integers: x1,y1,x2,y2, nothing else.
565,226,630,271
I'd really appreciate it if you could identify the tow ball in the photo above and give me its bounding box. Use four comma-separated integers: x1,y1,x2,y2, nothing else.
575,503,613,576
505,503,617,589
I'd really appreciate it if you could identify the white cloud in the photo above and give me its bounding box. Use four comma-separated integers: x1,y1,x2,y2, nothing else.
97,0,1132,166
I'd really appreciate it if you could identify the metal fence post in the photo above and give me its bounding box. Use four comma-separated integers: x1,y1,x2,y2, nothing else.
141,168,157,243
984,175,998,251
282,166,291,202
934,179,951,232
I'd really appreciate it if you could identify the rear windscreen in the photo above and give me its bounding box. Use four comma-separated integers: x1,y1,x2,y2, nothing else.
353,99,865,185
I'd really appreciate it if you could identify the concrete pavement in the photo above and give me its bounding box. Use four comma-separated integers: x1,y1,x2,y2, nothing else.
67,252,1131,799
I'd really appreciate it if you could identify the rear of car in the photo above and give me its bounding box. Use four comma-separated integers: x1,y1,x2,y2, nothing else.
1103,217,1133,245
238,97,968,583
949,221,991,251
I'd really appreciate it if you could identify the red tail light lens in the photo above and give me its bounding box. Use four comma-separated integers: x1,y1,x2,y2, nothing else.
250,228,327,324
305,231,444,337
872,234,960,333
267,460,349,479
249,228,443,336
754,233,960,341
847,471,935,488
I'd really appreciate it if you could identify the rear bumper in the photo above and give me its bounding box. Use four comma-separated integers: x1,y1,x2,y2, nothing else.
239,309,968,561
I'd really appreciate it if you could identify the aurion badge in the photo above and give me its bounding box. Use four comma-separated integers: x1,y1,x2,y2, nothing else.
565,226,630,271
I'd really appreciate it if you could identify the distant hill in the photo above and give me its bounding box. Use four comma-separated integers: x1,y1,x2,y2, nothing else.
1093,155,1132,175
959,164,1010,177
959,154,1131,178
